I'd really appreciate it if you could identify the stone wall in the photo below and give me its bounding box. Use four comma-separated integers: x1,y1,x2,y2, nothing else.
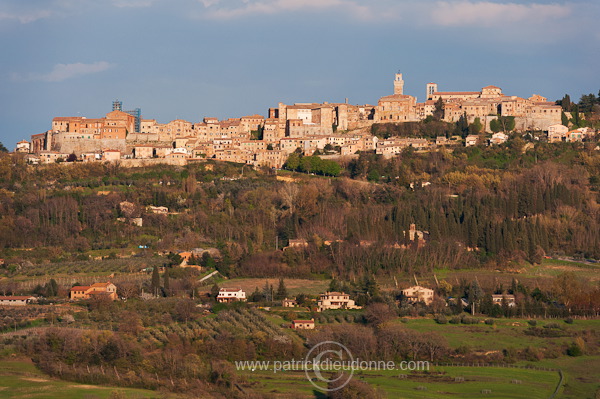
51,133,127,155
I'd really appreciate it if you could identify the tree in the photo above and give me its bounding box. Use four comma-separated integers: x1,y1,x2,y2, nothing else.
262,280,274,302
500,116,515,132
275,278,288,300
433,97,444,121
557,94,572,112
0,142,7,152
364,303,396,327
201,252,216,269
561,112,570,127
210,283,220,300
284,152,301,171
266,143,274,150
151,266,160,297
163,267,170,296
66,153,78,162
489,118,501,133
456,113,469,137
468,280,484,314
46,279,59,297
579,93,598,113
249,287,265,302
328,376,383,399
469,117,483,134
570,104,581,127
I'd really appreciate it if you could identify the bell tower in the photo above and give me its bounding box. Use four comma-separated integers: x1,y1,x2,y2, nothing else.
426,83,438,100
394,72,404,95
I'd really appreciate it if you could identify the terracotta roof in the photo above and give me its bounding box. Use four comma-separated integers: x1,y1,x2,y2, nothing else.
70,286,90,291
292,320,314,323
379,94,415,101
433,91,479,96
90,282,112,288
322,291,347,296
53,117,83,121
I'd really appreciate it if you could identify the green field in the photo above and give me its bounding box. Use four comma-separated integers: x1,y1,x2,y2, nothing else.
240,365,559,398
395,318,600,351
0,360,166,399
521,355,600,399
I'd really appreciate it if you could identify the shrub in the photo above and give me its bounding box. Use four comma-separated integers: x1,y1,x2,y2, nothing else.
544,323,561,329
400,318,409,324
485,319,495,325
564,317,574,324
449,317,461,324
461,316,477,324
434,315,448,324
527,320,537,326
567,342,583,357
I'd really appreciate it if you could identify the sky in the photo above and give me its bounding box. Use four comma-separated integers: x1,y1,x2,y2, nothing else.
1,0,599,148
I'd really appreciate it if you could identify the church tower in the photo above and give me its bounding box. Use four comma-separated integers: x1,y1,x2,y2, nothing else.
394,72,404,95
426,83,438,100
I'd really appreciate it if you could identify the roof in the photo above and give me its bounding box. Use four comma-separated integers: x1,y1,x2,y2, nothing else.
90,282,113,288
0,296,35,300
433,91,479,96
219,288,243,293
379,94,415,101
70,286,90,291
292,320,314,323
403,285,433,291
53,117,83,121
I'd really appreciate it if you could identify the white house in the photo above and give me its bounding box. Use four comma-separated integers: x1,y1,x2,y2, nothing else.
216,288,246,303
0,296,37,306
548,124,568,143
492,294,516,307
465,135,479,147
401,286,435,305
15,140,30,153
317,292,361,312
490,132,508,145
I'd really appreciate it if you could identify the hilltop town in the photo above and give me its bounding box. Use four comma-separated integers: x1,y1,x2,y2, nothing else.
15,72,595,167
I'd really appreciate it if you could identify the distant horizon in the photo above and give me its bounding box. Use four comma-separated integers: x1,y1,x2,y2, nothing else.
1,0,598,148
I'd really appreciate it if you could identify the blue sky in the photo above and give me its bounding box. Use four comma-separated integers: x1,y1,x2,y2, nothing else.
1,0,599,148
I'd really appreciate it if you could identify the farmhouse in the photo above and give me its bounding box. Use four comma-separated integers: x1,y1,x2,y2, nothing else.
69,282,118,301
401,285,435,305
492,294,516,307
282,298,298,307
0,296,37,306
291,319,315,330
285,239,309,250
317,292,361,312
216,288,246,303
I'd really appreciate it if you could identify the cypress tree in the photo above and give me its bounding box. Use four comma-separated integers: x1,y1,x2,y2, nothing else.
163,267,170,296
151,266,160,297
275,278,288,300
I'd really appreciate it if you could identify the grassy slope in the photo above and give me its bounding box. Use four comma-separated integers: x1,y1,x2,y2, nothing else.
241,366,559,399
0,359,166,399
396,318,600,351
521,355,600,399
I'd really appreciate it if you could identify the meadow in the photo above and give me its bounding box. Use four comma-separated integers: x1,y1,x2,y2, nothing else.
0,360,169,399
